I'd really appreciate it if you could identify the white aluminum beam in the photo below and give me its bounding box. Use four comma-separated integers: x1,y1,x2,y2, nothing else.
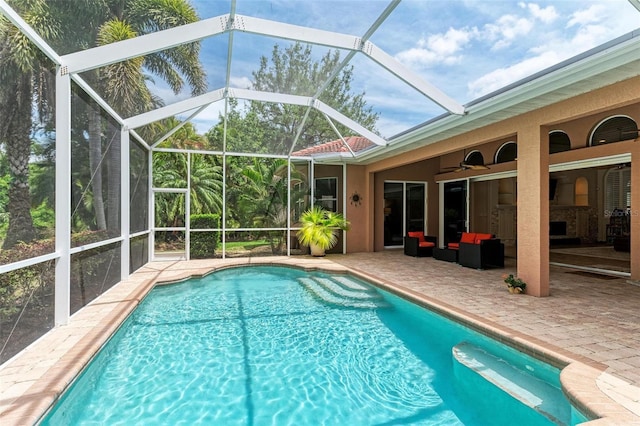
323,114,356,157
224,1,237,90
62,16,230,74
314,100,386,146
0,0,62,65
235,15,360,51
235,13,464,115
147,150,154,261
68,236,124,255
288,107,313,156
185,152,191,261
365,42,465,115
120,129,130,281
230,89,385,146
71,74,126,125
151,105,210,148
230,88,312,106
0,252,59,275
54,69,71,326
629,0,640,12
129,130,151,150
126,89,225,129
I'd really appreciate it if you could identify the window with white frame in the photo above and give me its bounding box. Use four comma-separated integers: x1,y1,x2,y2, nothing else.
604,168,631,214
293,181,306,222
315,177,338,212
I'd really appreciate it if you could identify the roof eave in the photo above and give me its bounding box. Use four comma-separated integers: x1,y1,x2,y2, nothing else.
355,28,640,164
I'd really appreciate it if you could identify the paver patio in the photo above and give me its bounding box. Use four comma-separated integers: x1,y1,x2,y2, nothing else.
1,251,639,424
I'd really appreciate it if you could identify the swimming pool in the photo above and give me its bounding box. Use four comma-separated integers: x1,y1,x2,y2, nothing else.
41,265,587,425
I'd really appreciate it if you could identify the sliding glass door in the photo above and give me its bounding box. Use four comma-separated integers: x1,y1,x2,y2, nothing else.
384,181,427,248
443,181,467,246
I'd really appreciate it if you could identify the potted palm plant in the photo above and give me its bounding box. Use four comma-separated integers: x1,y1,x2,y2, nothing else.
297,206,350,256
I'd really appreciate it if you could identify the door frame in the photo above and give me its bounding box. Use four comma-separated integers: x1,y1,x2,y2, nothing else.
383,180,428,249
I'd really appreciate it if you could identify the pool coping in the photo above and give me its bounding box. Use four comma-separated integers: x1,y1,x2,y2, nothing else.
0,256,638,425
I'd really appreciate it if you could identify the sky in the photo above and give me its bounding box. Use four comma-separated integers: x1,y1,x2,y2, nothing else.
160,0,640,139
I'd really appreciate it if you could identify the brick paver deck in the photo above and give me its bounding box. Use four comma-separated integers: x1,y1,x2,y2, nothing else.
1,252,639,424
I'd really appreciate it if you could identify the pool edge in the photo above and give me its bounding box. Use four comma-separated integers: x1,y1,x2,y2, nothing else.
0,257,637,425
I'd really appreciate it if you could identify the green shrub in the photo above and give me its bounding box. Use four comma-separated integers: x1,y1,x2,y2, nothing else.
190,214,220,259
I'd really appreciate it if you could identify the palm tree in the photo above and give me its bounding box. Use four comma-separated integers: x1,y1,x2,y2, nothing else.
152,151,222,228
85,0,207,234
237,157,306,253
1,0,206,247
0,1,59,249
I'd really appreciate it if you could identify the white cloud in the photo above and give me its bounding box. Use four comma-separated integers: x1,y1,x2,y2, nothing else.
467,50,562,98
567,4,605,27
484,14,534,50
467,1,632,100
519,2,558,23
395,27,475,67
230,76,252,89
188,102,225,134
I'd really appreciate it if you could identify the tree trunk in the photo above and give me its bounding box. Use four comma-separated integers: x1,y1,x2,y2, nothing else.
106,127,120,235
2,76,36,249
88,104,107,230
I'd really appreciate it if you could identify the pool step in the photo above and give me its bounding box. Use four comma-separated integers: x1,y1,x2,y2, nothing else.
452,342,568,425
298,277,385,309
314,277,379,300
331,276,371,291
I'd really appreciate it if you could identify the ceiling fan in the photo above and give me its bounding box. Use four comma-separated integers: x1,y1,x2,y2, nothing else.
442,150,490,173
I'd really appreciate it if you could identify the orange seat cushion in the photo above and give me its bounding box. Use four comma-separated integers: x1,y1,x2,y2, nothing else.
447,242,459,249
475,233,493,244
459,232,476,244
407,231,425,242
419,241,435,248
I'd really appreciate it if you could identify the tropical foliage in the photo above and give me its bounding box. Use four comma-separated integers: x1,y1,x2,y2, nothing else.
297,206,350,255
207,42,379,155
0,0,206,249
0,0,206,364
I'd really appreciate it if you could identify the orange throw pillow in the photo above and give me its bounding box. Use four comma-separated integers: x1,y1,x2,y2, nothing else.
460,232,476,244
407,231,425,242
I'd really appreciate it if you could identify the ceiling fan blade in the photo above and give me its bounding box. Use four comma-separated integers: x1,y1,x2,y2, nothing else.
468,164,490,170
459,162,490,170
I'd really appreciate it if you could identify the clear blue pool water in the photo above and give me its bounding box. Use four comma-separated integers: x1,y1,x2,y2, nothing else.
41,266,585,425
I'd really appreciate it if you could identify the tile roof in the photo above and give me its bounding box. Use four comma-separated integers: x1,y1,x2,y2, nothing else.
292,136,375,156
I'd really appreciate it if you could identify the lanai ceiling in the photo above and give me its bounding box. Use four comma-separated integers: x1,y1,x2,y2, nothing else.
2,0,640,161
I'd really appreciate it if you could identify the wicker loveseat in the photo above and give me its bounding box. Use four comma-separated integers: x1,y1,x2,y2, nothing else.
448,232,504,269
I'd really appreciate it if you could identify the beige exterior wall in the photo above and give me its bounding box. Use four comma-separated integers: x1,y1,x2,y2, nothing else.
371,158,440,252
360,75,640,295
345,165,369,253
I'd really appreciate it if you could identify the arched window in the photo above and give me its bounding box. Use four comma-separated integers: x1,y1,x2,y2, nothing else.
549,131,571,153
575,177,588,206
495,142,517,163
589,116,639,146
465,150,485,166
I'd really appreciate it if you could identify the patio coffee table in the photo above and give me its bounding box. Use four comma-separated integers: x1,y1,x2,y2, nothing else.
433,247,458,262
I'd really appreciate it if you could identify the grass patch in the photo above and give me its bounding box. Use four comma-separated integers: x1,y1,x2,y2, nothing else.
223,240,270,251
